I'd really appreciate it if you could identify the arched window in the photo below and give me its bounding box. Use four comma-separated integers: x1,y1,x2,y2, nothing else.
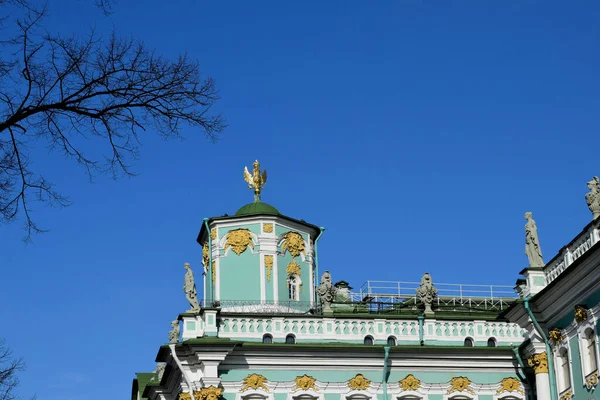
487,337,496,347
464,337,474,347
285,334,296,344
387,336,396,346
583,328,598,374
262,334,273,344
557,347,571,393
288,275,300,301
364,336,374,345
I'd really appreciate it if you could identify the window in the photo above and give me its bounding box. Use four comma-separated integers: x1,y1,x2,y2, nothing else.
364,336,374,345
262,334,273,344
557,347,571,393
464,337,474,347
584,328,598,374
387,336,396,346
288,275,300,301
487,337,496,347
286,334,296,344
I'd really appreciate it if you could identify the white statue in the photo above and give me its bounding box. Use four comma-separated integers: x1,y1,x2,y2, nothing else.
586,177,600,220
168,319,180,344
416,272,437,315
524,212,544,268
151,363,166,382
183,263,200,313
316,271,337,313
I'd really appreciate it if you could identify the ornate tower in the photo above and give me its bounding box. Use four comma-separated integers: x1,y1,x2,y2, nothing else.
196,160,324,313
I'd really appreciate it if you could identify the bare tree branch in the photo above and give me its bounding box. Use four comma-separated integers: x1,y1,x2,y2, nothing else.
0,339,26,400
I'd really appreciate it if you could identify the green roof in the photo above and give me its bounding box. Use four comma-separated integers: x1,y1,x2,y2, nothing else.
132,372,157,400
235,201,280,216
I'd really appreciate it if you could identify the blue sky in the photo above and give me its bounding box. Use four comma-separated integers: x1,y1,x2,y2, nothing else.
1,1,599,399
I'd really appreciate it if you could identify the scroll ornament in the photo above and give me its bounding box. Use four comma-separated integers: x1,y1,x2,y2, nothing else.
348,374,371,390
447,377,475,394
399,374,421,391
496,377,524,395
240,373,269,392
293,375,318,391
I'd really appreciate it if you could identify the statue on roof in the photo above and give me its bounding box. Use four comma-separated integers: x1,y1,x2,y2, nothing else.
524,212,544,268
416,272,437,315
244,160,267,202
168,319,180,344
586,176,600,220
151,363,166,382
183,263,201,313
316,271,337,314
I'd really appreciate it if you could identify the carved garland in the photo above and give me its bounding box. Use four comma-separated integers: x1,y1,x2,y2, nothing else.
282,231,305,257
225,229,254,255
348,374,371,390
286,260,301,276
496,377,524,395
240,373,269,392
293,374,318,391
447,377,475,394
264,255,274,282
527,352,549,374
399,374,421,391
211,261,216,285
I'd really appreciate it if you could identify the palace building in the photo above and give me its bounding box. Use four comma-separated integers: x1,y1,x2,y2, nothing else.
131,162,600,400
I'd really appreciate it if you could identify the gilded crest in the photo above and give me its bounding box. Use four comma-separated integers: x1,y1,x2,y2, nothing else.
399,374,421,391
264,255,274,282
293,374,318,391
210,228,217,241
263,223,274,233
202,242,209,271
286,260,301,276
225,229,254,255
282,232,305,258
240,373,269,392
348,374,371,390
575,305,588,323
447,377,475,394
496,377,524,394
527,352,548,374
549,328,563,343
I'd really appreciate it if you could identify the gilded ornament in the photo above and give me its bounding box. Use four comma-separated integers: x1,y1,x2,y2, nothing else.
399,374,421,391
348,374,371,390
560,390,573,400
496,377,524,395
575,305,588,323
210,228,217,241
527,352,549,374
263,223,274,233
243,160,267,201
549,328,563,343
240,373,269,392
211,261,216,285
447,377,475,395
197,386,223,400
585,372,598,390
225,229,254,255
293,374,318,391
179,393,191,400
264,255,273,282
282,231,305,258
202,242,209,271
286,260,301,276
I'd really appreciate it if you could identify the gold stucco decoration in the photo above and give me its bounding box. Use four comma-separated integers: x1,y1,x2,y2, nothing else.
586,372,598,390
263,223,274,233
348,374,371,390
293,374,318,391
197,386,223,400
560,390,573,400
179,393,191,400
225,229,254,255
496,377,524,395
244,160,267,198
282,231,305,258
527,352,549,374
549,328,563,343
211,261,216,285
264,255,273,282
447,377,475,394
399,374,421,391
202,242,209,271
575,305,588,323
286,260,301,276
210,228,217,241
240,373,269,392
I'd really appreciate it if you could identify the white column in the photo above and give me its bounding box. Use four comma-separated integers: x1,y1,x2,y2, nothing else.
528,352,551,399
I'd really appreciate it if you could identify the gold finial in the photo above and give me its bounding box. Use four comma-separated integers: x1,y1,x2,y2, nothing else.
243,160,267,202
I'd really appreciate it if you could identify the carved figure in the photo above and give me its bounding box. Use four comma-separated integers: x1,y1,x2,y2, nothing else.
399,374,421,391
198,386,223,400
496,377,523,395
240,373,269,392
586,177,600,220
183,263,201,313
527,352,548,374
549,328,563,343
151,363,166,382
281,231,305,258
524,212,544,268
575,305,588,323
348,374,371,390
316,271,337,313
243,160,267,201
416,272,437,315
224,229,254,255
168,319,180,344
447,377,475,394
293,375,318,391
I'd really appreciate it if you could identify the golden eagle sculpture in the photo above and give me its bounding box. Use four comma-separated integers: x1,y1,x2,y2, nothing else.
243,160,267,201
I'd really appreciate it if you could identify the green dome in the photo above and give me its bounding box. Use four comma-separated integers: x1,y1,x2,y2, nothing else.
235,201,281,216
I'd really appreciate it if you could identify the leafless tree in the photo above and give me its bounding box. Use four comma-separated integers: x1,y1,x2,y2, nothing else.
0,339,27,400
0,1,226,240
